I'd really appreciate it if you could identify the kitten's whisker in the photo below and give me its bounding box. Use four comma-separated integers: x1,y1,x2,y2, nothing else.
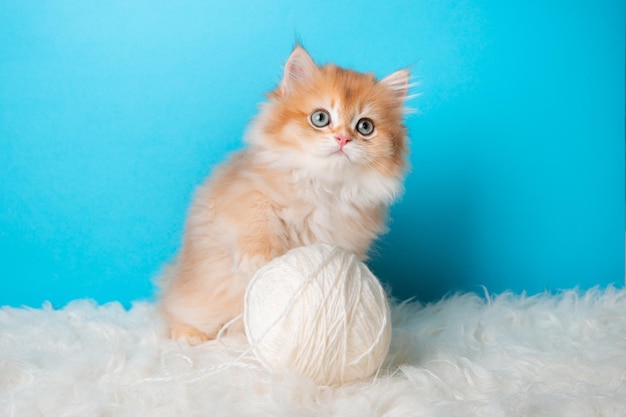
362,154,389,172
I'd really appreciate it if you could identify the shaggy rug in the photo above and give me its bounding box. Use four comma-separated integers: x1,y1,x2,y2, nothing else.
1,287,624,417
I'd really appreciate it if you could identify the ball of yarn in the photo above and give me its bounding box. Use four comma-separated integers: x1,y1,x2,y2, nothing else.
243,243,392,386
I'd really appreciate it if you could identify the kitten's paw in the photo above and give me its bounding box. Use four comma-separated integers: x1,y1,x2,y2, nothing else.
169,324,210,346
234,253,269,277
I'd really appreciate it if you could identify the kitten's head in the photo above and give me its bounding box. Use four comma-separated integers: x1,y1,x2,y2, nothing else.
247,46,411,184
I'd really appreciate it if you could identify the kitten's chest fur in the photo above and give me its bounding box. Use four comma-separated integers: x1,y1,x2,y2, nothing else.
249,162,389,259
276,186,382,257
198,150,398,262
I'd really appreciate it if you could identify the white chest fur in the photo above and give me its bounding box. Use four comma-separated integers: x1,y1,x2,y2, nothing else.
272,176,389,257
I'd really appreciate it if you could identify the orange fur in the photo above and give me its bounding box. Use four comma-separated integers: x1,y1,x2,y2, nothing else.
159,46,411,343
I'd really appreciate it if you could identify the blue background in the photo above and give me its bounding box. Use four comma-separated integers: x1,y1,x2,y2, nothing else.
1,0,623,308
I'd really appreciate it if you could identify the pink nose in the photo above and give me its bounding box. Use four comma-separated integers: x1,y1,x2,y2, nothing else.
335,133,352,148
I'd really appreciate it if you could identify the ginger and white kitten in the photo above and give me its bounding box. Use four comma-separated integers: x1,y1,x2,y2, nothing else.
159,46,410,344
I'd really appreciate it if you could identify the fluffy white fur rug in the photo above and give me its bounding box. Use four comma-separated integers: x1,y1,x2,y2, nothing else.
1,287,624,417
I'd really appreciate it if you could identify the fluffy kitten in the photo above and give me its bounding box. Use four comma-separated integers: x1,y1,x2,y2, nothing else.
159,46,410,344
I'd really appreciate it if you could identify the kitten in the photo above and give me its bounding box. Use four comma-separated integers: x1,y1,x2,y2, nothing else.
159,45,411,344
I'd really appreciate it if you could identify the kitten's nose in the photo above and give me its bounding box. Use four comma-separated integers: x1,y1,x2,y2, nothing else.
335,133,352,149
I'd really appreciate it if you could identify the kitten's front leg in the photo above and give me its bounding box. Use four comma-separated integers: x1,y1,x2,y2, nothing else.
232,236,281,278
161,190,287,344
220,188,286,274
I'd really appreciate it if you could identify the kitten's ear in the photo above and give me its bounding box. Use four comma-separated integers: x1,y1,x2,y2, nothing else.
280,46,317,96
380,69,410,102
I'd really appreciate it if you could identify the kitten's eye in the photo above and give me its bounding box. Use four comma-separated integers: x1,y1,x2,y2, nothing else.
310,109,331,128
356,118,375,136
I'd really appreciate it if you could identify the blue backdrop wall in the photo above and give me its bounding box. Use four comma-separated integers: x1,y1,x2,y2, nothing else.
1,0,624,308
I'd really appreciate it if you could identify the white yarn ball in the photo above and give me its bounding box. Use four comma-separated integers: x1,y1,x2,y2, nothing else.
243,243,392,386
